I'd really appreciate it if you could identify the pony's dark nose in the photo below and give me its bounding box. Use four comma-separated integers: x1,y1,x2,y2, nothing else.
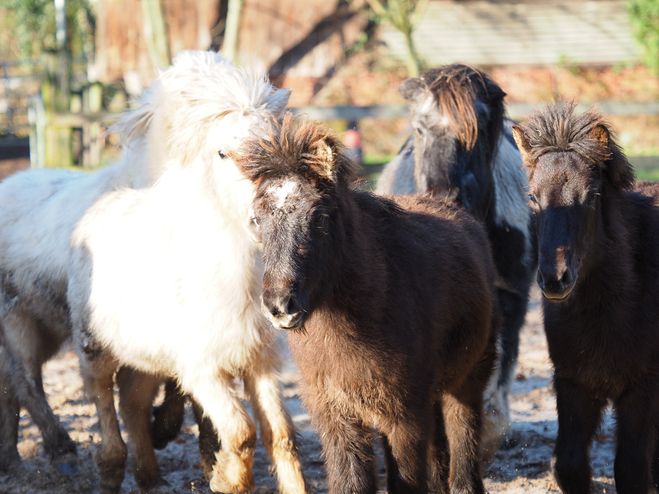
537,265,575,301
261,289,303,330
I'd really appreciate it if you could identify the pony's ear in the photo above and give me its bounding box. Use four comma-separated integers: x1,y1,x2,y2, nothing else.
512,125,533,165
266,88,291,117
313,138,338,183
589,124,609,149
398,78,426,103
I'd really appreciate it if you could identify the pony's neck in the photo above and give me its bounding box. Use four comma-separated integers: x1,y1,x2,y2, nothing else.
579,185,637,295
327,191,387,316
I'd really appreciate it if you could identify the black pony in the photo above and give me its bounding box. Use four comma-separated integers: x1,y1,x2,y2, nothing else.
513,101,659,494
377,64,534,459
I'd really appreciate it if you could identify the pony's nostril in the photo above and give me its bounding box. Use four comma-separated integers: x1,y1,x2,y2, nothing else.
267,302,282,318
285,295,300,316
262,293,282,318
560,269,572,287
536,269,545,289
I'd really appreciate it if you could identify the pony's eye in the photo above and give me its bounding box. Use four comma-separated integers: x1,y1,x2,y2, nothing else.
248,214,262,242
415,127,423,135
218,150,226,159
314,213,329,231
528,193,538,205
249,215,260,232
585,191,599,206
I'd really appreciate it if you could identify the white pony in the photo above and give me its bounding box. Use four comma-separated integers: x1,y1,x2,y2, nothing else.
65,56,307,494
0,50,294,491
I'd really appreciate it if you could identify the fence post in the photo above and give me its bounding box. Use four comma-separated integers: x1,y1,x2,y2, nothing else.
82,82,103,168
42,51,73,168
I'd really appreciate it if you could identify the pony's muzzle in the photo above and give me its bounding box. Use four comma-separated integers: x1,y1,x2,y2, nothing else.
536,263,577,302
261,289,303,330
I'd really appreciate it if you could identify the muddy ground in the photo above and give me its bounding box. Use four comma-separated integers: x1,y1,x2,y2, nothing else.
0,287,618,494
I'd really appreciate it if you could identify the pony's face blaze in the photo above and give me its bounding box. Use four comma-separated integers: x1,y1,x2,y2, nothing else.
408,93,493,221
251,175,336,331
410,95,456,197
527,152,602,302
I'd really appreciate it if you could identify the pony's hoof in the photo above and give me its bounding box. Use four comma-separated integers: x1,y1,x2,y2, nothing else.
135,466,165,491
209,453,254,494
0,451,20,472
99,481,123,494
94,448,127,494
56,461,80,475
138,476,170,494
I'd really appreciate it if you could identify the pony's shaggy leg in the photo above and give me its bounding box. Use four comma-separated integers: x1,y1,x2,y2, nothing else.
116,366,164,490
188,374,256,494
481,287,527,463
0,346,20,471
443,389,485,493
480,338,509,465
552,378,605,494
613,384,657,494
2,340,78,473
381,416,430,494
314,409,377,494
190,398,220,482
79,352,127,494
152,379,186,450
244,370,308,494
428,401,450,494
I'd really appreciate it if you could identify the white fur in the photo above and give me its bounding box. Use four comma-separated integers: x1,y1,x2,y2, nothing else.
0,50,301,491
66,53,306,493
268,180,300,209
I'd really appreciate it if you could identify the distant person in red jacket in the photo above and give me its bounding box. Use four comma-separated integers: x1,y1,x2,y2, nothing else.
343,119,362,166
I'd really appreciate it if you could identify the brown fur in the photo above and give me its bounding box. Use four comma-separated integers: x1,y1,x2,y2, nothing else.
414,64,505,152
233,115,500,493
514,101,634,189
513,101,659,493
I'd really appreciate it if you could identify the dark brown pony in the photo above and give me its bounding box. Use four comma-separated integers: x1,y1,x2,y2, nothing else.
232,115,499,493
513,102,659,494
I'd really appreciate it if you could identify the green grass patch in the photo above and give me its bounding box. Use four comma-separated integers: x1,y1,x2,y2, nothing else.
362,154,393,166
636,167,659,181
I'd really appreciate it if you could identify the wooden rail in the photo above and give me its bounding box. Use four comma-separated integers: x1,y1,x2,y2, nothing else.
24,101,659,171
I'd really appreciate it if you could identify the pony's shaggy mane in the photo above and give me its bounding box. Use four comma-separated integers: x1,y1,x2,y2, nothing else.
111,51,289,162
420,64,505,152
519,101,634,189
232,113,359,187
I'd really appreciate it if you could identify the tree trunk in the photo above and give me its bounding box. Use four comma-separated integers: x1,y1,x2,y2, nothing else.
223,0,244,63
141,0,171,70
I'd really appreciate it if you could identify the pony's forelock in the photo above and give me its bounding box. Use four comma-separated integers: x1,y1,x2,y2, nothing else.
110,50,290,162
518,101,634,189
231,113,359,188
419,64,505,152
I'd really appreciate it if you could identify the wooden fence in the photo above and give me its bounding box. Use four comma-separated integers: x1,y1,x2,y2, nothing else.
11,101,659,172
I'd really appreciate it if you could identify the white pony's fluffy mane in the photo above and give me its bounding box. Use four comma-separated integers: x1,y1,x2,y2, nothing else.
111,50,290,162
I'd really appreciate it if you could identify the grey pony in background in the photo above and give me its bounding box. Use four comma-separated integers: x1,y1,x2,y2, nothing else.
377,64,535,462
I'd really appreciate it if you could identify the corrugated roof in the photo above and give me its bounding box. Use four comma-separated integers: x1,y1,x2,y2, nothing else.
380,1,641,66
